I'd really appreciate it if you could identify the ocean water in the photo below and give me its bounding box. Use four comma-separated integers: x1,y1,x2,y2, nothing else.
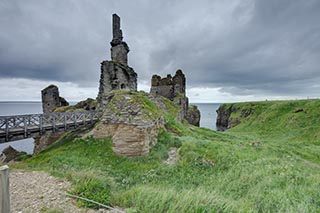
192,103,220,130
0,102,220,154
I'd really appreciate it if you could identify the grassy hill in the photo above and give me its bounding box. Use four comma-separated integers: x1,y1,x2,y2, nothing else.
11,98,320,212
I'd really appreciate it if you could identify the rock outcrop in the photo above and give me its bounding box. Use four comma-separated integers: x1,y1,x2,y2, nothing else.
97,14,137,105
185,105,201,127
88,91,181,156
41,85,69,113
33,132,65,153
216,104,253,131
0,146,22,162
54,98,97,112
74,98,97,111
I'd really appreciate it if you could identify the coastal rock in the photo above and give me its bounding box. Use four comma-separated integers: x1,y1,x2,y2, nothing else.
0,145,22,162
88,91,174,157
54,98,97,112
216,104,253,131
34,132,65,153
74,98,97,111
185,105,201,127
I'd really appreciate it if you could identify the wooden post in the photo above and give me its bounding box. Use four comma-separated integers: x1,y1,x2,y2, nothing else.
23,116,27,138
5,118,8,142
39,116,43,135
64,114,67,131
90,112,94,124
52,115,56,133
73,113,77,128
0,165,10,213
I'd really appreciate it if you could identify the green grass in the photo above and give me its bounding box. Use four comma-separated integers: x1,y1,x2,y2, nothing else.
10,98,320,212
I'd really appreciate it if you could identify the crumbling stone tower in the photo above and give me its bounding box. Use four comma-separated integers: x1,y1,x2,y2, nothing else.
41,85,69,113
150,70,189,120
97,14,137,105
150,70,201,126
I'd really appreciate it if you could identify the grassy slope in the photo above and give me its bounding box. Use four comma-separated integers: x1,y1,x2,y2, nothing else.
11,99,320,212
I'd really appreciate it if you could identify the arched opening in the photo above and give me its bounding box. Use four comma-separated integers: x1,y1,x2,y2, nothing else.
121,84,126,89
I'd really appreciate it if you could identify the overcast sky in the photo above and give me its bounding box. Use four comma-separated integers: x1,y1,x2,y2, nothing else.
0,0,320,103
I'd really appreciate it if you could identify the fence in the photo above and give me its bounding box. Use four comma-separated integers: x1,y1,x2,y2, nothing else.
0,111,102,143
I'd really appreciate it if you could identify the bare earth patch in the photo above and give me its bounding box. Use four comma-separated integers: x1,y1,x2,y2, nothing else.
10,170,109,213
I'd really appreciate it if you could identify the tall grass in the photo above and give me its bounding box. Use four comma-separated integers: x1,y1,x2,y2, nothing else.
12,99,320,212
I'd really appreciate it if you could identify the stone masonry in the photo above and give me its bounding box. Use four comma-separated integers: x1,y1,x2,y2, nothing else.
150,70,186,101
150,70,201,126
41,85,69,113
97,14,137,105
150,70,189,121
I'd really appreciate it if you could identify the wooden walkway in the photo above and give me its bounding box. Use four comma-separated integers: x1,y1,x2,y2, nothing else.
0,111,102,143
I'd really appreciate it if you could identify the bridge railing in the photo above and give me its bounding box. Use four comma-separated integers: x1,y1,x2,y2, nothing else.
0,111,102,143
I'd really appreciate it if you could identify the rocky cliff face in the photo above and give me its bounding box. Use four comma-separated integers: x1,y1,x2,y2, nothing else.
216,104,253,131
185,105,201,127
88,91,179,157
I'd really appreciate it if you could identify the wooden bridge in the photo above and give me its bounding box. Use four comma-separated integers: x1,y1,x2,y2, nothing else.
0,111,102,143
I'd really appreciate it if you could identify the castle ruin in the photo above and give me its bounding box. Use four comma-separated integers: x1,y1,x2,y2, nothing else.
150,70,200,126
41,85,69,113
97,14,137,105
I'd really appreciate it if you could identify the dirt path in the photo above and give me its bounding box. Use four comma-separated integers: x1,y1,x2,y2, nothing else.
10,170,109,213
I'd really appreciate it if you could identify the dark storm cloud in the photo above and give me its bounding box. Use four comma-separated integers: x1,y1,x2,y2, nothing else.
147,0,320,96
1,0,320,97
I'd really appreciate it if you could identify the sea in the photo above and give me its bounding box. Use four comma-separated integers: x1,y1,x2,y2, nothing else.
0,102,221,154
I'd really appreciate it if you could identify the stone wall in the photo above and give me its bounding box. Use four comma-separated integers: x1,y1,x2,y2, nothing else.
41,85,69,113
150,70,201,126
150,70,186,101
97,61,137,103
97,14,137,104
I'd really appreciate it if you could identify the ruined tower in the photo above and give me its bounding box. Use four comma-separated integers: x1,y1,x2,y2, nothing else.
110,14,129,65
41,85,69,113
97,14,137,105
150,70,201,126
150,70,189,120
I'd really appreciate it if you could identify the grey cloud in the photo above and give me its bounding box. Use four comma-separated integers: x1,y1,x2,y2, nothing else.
0,0,320,98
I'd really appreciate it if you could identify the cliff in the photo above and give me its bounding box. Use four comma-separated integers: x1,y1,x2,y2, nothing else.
216,99,320,141
216,103,253,131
